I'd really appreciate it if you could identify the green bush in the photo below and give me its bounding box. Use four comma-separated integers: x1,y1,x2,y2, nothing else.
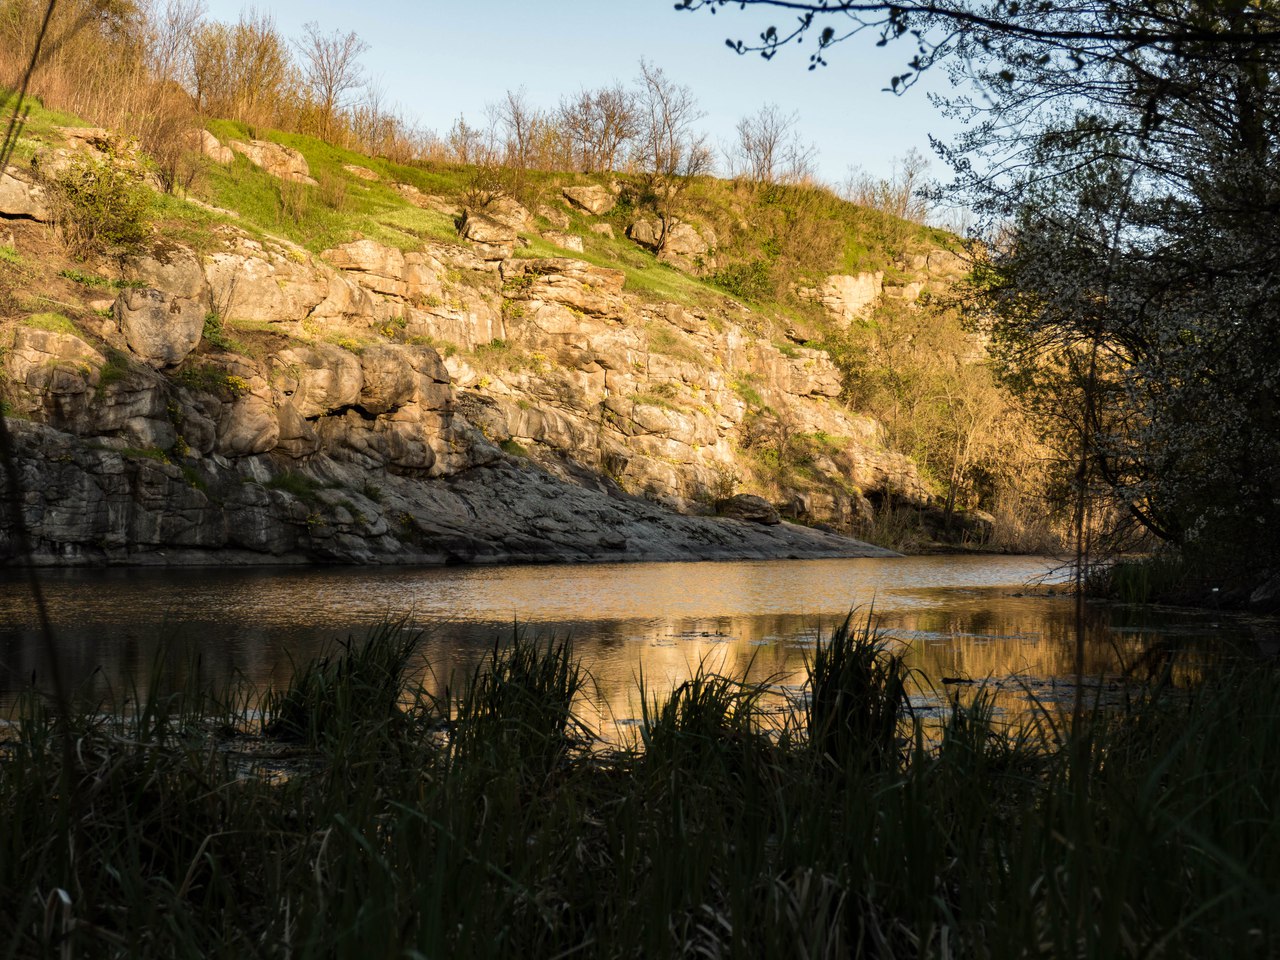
200,313,243,353
709,257,774,301
50,152,151,258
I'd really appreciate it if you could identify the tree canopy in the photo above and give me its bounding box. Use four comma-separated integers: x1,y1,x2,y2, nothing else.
677,0,1280,89
685,0,1280,574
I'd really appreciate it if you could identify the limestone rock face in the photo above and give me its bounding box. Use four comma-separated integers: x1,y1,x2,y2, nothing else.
459,211,516,260
122,243,210,303
319,240,461,317
589,223,614,239
55,126,115,152
484,195,535,231
659,222,715,272
5,328,103,382
322,240,410,297
218,396,279,457
883,279,925,302
395,184,462,217
627,218,661,249
311,273,378,324
0,153,961,564
4,328,104,427
543,231,584,252
205,237,330,324
716,494,782,525
784,349,843,398
228,139,317,185
0,167,49,221
358,344,418,415
405,299,505,352
628,218,714,271
799,273,884,326
273,344,363,418
114,288,205,367
323,238,405,279
562,184,616,216
797,252,965,325
501,258,626,316
538,204,570,229
274,401,319,459
342,163,378,181
192,130,234,164
3,417,900,566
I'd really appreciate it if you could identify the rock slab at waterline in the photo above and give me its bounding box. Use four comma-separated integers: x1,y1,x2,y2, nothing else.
2,419,896,566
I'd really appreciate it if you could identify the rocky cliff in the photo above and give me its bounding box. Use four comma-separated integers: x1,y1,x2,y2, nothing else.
0,124,965,566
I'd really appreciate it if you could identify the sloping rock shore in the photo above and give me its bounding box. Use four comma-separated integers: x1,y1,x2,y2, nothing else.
2,420,896,566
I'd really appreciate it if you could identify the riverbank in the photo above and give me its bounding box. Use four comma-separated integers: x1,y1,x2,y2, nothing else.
2,420,897,567
2,621,1275,958
1094,553,1280,616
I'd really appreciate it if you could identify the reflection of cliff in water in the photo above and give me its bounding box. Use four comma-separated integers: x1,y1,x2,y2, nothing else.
0,558,1262,736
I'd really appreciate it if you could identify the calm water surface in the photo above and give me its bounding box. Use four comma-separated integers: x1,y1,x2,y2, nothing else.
0,555,1265,732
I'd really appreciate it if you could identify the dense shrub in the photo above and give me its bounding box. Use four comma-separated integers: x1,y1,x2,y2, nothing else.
49,152,150,258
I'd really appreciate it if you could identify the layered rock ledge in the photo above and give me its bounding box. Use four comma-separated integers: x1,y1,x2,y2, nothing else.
3,420,897,566
0,141,959,568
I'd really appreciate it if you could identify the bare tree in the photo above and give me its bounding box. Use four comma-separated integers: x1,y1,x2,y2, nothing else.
841,148,931,223
489,86,548,184
145,0,205,86
730,102,817,184
633,60,713,244
557,83,639,173
446,114,497,167
634,59,711,181
347,80,417,161
592,83,640,172
295,21,368,144
191,9,290,129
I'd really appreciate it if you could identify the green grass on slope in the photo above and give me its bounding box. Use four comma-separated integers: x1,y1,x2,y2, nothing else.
4,92,955,343
514,231,728,308
198,120,457,253
0,90,89,164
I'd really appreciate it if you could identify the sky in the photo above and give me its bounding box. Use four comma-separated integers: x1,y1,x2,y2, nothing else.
200,0,967,186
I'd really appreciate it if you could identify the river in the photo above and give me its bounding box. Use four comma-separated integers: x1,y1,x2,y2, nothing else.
0,555,1262,734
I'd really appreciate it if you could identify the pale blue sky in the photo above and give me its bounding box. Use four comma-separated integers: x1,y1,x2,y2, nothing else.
201,0,963,184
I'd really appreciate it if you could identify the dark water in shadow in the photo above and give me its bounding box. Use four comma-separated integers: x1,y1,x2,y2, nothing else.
0,555,1269,733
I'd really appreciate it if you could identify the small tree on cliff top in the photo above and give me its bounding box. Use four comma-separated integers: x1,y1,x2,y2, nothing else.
634,59,714,244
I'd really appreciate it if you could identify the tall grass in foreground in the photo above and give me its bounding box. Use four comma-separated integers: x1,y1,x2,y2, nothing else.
1,620,1277,958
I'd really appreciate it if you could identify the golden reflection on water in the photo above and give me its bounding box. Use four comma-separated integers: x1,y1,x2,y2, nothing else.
0,556,1256,738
